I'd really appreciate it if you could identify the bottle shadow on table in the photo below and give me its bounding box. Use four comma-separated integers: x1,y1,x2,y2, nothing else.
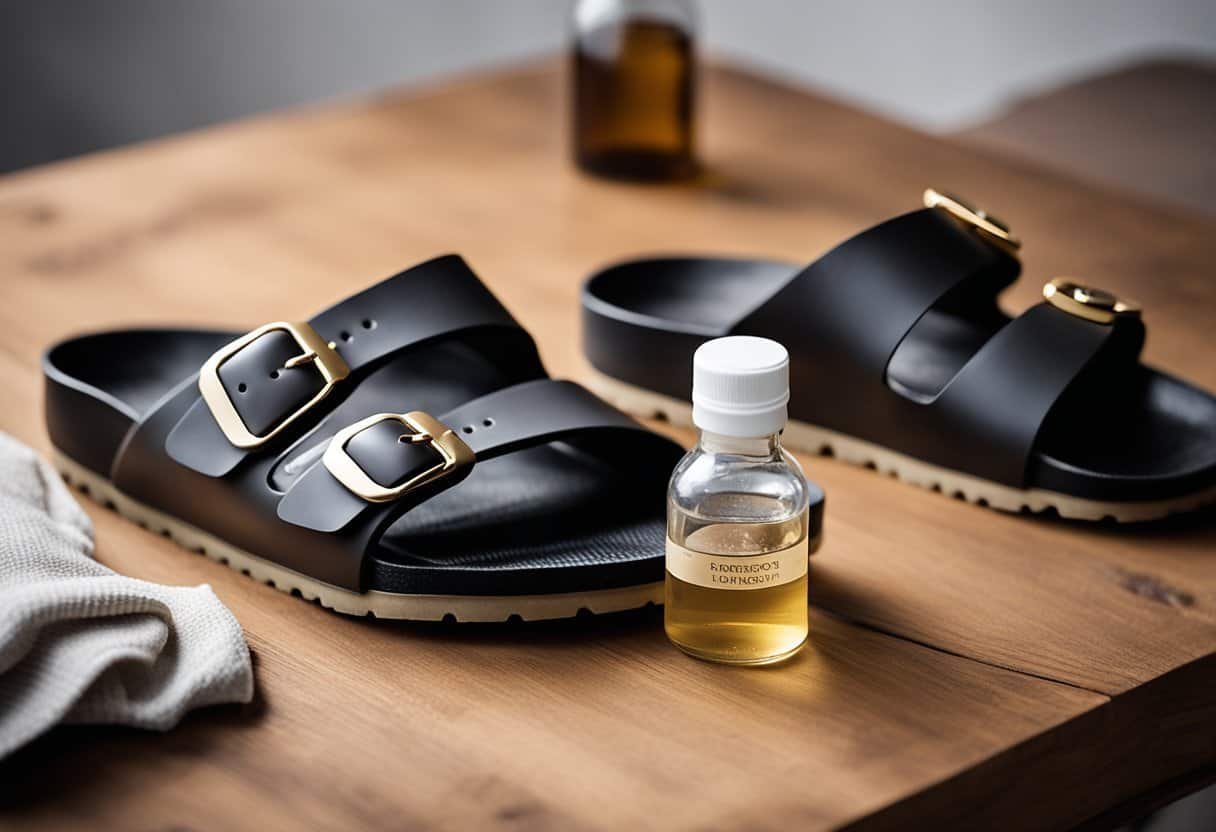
694,161,881,213
591,153,876,215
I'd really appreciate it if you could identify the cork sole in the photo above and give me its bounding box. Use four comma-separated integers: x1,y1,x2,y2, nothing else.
585,369,1216,524
54,451,663,622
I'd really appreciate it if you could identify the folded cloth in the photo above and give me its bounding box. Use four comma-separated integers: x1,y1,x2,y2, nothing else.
0,432,253,757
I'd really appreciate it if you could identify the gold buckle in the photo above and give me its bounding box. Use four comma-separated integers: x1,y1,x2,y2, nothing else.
199,321,350,449
322,411,475,503
1043,278,1140,324
924,188,1021,256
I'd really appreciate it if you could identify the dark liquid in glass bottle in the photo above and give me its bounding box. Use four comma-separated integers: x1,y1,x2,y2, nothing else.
573,17,696,181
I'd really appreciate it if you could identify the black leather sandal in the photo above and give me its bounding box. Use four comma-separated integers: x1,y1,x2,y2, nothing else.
582,191,1216,522
45,255,683,621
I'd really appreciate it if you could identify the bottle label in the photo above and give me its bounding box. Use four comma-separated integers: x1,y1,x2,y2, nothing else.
665,537,808,590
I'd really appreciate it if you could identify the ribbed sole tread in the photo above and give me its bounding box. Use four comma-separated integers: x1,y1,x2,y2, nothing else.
54,451,663,623
585,369,1216,524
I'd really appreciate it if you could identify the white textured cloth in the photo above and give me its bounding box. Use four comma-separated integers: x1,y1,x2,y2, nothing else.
0,432,253,757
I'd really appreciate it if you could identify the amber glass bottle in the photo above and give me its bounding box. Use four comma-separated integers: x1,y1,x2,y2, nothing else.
572,0,698,181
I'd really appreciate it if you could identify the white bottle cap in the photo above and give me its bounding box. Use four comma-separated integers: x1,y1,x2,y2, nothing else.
691,336,790,438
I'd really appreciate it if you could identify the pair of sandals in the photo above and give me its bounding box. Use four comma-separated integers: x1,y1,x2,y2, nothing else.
46,192,1216,621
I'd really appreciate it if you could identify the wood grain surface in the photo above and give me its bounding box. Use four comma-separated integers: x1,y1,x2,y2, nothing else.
0,61,1213,831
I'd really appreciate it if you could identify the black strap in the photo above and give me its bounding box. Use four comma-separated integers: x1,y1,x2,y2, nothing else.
165,255,540,477
732,207,1020,374
276,379,668,533
929,302,1145,486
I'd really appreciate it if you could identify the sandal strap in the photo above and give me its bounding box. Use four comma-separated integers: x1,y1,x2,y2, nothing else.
165,255,542,478
277,379,676,545
732,207,1019,374
930,300,1145,486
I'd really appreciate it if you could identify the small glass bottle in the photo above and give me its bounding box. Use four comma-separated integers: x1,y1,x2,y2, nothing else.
571,0,698,181
665,337,818,665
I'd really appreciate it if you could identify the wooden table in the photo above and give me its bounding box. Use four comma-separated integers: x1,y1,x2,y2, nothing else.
1,61,1213,831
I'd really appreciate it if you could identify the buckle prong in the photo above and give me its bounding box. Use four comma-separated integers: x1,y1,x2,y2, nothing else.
199,321,350,449
284,350,319,369
323,412,475,503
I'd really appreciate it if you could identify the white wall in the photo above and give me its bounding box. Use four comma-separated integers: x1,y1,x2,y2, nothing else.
3,0,1216,170
701,0,1216,129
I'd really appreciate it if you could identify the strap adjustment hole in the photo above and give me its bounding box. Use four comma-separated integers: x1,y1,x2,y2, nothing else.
482,418,494,428
461,425,474,434
361,319,377,331
237,383,248,394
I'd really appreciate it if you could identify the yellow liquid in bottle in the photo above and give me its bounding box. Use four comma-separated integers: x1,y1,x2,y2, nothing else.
665,505,809,665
